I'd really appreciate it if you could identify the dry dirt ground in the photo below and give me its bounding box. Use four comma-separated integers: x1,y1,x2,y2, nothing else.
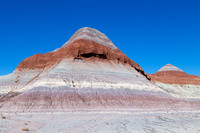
0,111,200,133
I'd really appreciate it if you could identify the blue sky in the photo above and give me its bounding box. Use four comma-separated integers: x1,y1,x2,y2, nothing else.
0,0,200,76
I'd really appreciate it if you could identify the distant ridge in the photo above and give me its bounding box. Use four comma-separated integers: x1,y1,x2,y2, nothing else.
149,64,200,99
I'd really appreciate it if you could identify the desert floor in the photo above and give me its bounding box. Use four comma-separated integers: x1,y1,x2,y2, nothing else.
0,111,200,133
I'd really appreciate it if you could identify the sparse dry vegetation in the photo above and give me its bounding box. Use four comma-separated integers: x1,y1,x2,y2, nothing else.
24,123,28,125
1,116,6,119
22,127,29,131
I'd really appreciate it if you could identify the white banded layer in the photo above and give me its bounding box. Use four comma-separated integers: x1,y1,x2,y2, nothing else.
158,64,183,72
62,27,117,49
20,59,162,93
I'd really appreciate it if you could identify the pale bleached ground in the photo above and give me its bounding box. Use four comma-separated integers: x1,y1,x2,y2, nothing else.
0,111,200,133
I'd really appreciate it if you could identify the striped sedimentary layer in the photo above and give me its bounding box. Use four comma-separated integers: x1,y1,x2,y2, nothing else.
1,60,199,111
0,59,167,111
157,64,184,72
2,87,192,112
0,27,149,96
62,27,117,49
0,27,156,111
0,70,43,93
0,28,199,111
149,64,200,99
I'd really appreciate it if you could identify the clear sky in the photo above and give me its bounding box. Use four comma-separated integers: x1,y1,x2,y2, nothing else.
0,0,200,76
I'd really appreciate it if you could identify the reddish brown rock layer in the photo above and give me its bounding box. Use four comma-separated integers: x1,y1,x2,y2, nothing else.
149,71,200,85
17,39,149,79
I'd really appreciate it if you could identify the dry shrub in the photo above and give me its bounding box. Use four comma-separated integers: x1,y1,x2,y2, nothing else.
2,116,6,119
22,127,29,131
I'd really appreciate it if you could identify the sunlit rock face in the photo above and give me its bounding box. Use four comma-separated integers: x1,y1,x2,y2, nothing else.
149,64,200,99
61,27,117,49
0,28,199,111
158,64,183,72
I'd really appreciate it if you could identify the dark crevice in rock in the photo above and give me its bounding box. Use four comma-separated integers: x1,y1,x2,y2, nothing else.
135,68,151,80
80,53,107,59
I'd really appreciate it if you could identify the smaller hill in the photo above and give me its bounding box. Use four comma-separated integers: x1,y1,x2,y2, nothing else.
149,64,200,99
